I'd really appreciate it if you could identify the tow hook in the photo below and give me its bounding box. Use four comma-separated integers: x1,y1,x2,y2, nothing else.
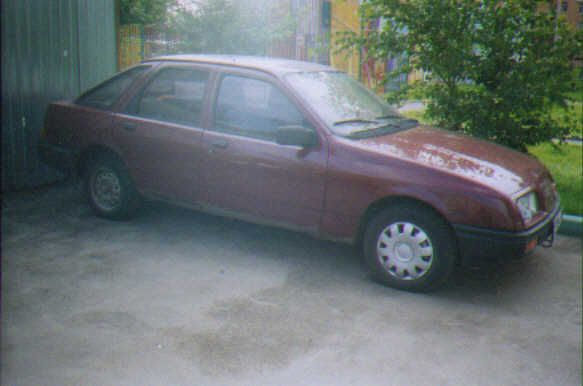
541,232,554,248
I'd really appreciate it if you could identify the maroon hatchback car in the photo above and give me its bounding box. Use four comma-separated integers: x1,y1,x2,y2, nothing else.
40,55,561,292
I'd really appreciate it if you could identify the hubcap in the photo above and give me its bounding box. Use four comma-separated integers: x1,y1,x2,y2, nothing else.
91,167,122,211
376,222,434,280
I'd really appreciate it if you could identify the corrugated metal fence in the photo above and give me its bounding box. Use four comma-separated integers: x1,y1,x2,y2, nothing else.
1,0,117,191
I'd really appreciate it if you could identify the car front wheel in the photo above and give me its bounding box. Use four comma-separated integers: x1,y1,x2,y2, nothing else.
363,204,457,292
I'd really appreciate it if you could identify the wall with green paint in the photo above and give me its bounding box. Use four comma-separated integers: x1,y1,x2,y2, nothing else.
2,0,117,190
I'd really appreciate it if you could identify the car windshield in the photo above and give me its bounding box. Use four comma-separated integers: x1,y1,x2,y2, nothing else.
285,71,415,138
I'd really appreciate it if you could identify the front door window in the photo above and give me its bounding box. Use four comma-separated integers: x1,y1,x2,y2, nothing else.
214,75,307,140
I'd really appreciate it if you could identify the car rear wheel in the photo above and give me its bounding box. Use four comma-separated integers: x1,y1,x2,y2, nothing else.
363,204,457,292
85,155,140,220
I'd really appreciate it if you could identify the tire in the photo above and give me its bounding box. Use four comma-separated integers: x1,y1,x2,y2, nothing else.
84,154,141,220
363,204,457,292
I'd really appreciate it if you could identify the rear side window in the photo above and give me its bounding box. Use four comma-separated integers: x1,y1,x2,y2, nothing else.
214,75,306,141
76,66,149,110
126,67,209,127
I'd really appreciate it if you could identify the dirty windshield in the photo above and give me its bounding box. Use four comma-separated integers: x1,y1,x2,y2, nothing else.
285,71,416,138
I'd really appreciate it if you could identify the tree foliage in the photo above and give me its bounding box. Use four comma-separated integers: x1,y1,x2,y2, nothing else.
170,0,296,55
120,0,176,26
342,0,582,150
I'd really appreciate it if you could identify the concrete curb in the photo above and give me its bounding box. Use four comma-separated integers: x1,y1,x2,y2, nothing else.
559,214,582,237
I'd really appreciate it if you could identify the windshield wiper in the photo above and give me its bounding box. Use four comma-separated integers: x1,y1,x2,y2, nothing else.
333,118,378,126
376,116,419,128
395,118,419,127
375,114,401,120
345,118,419,139
348,124,398,136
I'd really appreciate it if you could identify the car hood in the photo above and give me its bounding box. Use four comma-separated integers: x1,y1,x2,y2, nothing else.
356,126,548,196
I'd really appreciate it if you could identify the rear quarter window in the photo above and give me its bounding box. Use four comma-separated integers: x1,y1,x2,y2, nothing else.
76,65,150,110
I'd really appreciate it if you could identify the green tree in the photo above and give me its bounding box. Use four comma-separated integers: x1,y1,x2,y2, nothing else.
170,0,296,55
120,0,176,26
342,0,582,151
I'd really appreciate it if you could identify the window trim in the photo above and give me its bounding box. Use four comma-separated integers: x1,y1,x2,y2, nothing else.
75,65,152,111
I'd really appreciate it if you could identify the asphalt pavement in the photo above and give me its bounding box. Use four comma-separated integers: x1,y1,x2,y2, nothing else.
2,182,581,386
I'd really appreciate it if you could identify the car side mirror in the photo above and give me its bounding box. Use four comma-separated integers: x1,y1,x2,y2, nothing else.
275,125,318,148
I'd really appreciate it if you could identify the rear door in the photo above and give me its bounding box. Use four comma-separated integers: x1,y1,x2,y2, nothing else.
112,64,212,203
200,71,328,231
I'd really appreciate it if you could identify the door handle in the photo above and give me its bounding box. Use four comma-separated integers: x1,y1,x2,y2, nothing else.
210,139,229,149
123,122,137,131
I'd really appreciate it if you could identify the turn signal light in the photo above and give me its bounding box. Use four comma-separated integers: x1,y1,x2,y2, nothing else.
525,239,538,254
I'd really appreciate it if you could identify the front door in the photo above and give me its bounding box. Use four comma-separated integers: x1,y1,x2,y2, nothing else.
200,73,328,231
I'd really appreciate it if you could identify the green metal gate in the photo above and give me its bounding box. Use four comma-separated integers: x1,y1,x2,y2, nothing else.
1,0,117,190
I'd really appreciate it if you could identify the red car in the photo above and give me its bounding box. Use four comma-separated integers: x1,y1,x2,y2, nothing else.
40,55,561,292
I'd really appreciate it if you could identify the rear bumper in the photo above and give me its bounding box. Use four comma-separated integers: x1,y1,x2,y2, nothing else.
38,142,77,173
454,204,562,266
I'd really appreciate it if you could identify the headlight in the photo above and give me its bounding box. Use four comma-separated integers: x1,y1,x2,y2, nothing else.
516,191,539,222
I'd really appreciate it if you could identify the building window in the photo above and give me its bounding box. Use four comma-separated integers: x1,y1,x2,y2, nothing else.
561,1,568,12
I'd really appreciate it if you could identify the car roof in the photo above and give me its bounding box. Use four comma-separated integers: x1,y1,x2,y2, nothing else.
145,54,336,76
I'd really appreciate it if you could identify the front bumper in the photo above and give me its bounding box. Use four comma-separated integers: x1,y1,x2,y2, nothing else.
38,142,77,173
453,204,562,266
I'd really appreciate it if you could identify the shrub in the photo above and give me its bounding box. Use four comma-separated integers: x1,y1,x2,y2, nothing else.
341,0,582,151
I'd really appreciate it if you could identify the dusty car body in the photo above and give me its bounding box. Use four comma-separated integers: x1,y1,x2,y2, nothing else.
39,55,561,291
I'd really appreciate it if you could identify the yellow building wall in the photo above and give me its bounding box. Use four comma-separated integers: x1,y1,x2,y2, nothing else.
118,24,143,70
329,0,438,91
408,69,425,83
330,0,361,79
328,0,395,93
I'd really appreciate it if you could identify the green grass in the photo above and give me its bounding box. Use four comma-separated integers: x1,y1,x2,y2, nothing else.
551,98,582,139
402,110,431,125
401,109,432,125
565,91,582,102
528,142,582,216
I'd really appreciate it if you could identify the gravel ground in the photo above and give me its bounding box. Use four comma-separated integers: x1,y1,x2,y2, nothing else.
2,182,581,386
